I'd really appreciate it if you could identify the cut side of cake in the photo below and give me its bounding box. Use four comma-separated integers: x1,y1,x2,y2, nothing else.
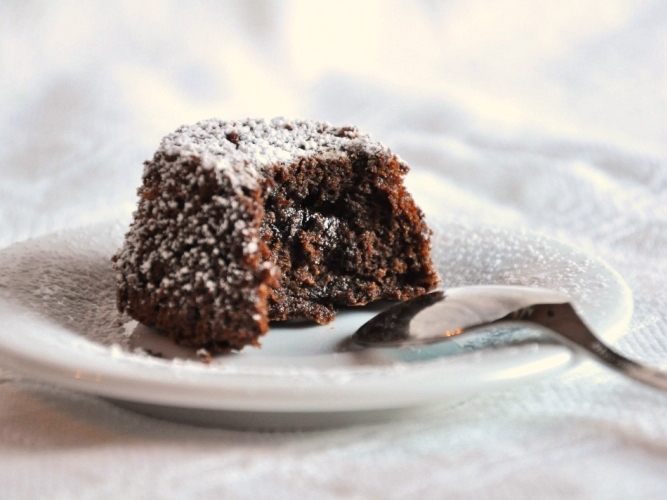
112,118,438,352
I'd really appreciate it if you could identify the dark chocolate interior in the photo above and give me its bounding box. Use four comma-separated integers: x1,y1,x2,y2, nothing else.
262,151,437,324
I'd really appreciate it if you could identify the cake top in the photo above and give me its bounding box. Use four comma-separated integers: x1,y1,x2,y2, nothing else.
155,117,394,189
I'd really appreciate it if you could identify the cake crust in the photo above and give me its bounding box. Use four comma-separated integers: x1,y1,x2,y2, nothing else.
113,118,438,352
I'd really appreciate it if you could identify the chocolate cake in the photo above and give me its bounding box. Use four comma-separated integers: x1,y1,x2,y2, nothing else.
112,118,438,352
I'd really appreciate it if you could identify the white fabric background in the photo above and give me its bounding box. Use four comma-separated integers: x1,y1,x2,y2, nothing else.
2,1,667,498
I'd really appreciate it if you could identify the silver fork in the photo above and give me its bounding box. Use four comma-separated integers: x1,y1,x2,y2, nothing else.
352,285,667,392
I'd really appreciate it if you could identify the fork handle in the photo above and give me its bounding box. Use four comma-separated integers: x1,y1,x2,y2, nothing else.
527,303,667,392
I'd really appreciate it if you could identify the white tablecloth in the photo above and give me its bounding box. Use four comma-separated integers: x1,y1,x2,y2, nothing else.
2,1,667,498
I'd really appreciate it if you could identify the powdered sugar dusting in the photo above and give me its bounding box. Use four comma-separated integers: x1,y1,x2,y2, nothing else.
161,117,389,187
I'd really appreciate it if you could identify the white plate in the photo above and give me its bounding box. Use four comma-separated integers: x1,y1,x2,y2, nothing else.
0,173,633,429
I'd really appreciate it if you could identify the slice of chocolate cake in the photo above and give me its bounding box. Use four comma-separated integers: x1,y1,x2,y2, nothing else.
113,118,438,352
